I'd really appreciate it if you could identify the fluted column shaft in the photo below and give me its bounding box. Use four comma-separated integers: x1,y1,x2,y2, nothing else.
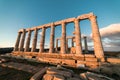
71,38,74,47
19,29,26,51
84,36,88,53
66,38,68,53
74,19,82,55
14,32,22,51
31,28,38,52
24,30,31,52
56,39,58,52
61,22,66,54
49,23,55,53
89,16,104,58
39,27,46,53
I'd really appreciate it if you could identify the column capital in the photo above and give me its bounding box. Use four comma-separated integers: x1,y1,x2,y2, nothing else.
88,15,97,21
51,22,54,26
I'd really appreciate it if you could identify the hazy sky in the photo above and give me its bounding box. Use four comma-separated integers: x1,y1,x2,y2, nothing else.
0,0,120,51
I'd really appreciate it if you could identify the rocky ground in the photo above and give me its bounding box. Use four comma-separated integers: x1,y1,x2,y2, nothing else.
0,54,120,80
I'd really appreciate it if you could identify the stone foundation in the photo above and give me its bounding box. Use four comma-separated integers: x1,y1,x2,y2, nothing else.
12,51,100,68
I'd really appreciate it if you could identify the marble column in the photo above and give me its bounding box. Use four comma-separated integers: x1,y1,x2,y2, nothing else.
56,39,58,52
49,23,55,53
24,30,31,52
66,38,68,53
71,38,74,47
61,22,66,54
31,28,38,52
84,36,88,53
19,29,26,51
14,32,22,51
39,27,46,53
89,15,104,59
74,19,82,55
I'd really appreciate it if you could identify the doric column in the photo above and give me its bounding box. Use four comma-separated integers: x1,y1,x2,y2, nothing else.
31,28,38,52
61,22,66,54
19,29,26,51
49,23,55,53
89,15,104,59
66,38,68,53
83,36,88,53
24,30,31,52
39,27,46,53
56,39,58,52
14,32,22,51
71,37,74,47
74,19,82,55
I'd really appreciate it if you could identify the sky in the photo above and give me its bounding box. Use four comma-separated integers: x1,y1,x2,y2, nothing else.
0,0,120,51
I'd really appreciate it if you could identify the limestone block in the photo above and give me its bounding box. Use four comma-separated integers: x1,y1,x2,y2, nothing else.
42,74,54,80
47,67,72,78
85,57,98,61
76,60,85,68
85,61,99,68
53,74,65,80
86,72,114,80
62,59,76,66
30,67,48,80
80,71,114,80
107,58,120,63
84,54,95,58
73,55,84,60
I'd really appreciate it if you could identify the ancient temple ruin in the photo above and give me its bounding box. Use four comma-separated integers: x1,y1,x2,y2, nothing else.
12,13,105,68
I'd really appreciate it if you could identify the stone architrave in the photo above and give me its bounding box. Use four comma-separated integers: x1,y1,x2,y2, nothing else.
49,23,55,53
31,28,38,52
89,15,104,59
14,32,22,51
19,29,26,51
39,27,46,53
74,19,82,55
24,30,32,52
61,22,66,54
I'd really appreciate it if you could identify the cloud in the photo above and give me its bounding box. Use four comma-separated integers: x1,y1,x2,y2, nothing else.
39,32,42,36
100,24,120,39
99,23,120,51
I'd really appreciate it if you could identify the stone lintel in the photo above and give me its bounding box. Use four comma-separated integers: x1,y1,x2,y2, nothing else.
56,38,61,40
18,28,25,32
77,12,94,20
66,36,75,39
54,20,62,25
26,28,32,32
64,17,75,23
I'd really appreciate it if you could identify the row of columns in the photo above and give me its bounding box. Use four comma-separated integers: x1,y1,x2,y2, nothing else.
56,37,75,53
14,14,104,58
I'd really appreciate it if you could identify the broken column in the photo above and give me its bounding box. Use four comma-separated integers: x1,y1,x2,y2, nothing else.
49,23,55,53
39,27,46,53
61,22,66,54
14,31,22,51
19,29,26,51
24,29,32,52
83,36,88,53
89,15,104,59
31,28,38,52
74,19,82,55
